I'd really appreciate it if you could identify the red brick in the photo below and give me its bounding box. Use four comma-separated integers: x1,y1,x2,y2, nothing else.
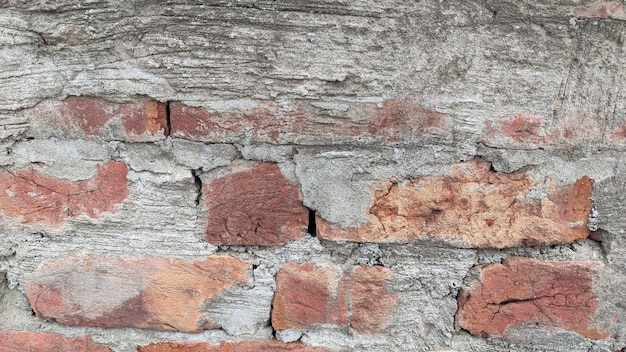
0,161,129,225
456,257,609,339
317,159,593,249
26,255,249,333
169,97,446,145
204,162,308,246
137,341,329,352
272,263,398,334
26,97,168,140
571,1,626,20
0,330,112,352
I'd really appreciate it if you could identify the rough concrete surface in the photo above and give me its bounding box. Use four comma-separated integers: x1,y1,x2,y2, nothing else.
0,1,625,351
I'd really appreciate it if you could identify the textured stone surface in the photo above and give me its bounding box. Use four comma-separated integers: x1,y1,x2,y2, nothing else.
456,257,608,339
25,255,250,333
0,161,128,225
0,330,112,352
0,1,625,352
272,263,398,334
317,159,593,248
138,340,330,352
203,162,308,246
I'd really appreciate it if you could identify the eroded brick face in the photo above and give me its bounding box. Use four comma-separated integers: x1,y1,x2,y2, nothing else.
25,255,249,333
204,162,308,246
482,111,626,149
0,330,112,352
456,257,609,339
317,159,593,248
272,263,398,334
138,341,330,352
571,1,626,20
0,161,129,225
169,97,446,145
26,97,168,140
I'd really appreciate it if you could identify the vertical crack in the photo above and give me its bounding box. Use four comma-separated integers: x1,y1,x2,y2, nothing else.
307,208,317,237
165,101,172,137
192,169,202,206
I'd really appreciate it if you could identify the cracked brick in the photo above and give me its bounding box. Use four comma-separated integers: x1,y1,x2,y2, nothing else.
0,161,129,225
456,257,609,339
203,162,308,246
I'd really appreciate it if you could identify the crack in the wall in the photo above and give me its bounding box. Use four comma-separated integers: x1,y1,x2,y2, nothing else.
192,169,202,206
165,101,172,137
307,208,317,237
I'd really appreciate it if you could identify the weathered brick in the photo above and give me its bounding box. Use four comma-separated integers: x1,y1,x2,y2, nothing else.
0,330,112,352
317,159,593,249
203,162,308,246
26,97,168,141
0,161,129,225
272,263,398,334
456,257,609,339
169,96,447,145
571,1,626,20
137,340,329,352
481,112,626,149
25,255,250,333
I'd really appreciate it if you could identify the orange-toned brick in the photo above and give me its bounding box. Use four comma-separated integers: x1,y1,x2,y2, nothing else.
137,340,330,352
272,263,398,334
26,255,249,333
0,330,112,352
317,159,593,249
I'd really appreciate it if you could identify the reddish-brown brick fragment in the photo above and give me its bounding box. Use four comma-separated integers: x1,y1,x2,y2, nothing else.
169,97,446,145
456,257,609,339
0,161,129,225
272,263,346,330
272,263,398,334
571,1,626,20
317,159,593,249
26,97,168,140
25,255,249,333
138,340,329,352
204,162,308,246
0,330,112,352
349,266,399,334
169,101,278,142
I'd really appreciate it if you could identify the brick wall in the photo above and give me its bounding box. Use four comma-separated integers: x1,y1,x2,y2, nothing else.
1,1,626,352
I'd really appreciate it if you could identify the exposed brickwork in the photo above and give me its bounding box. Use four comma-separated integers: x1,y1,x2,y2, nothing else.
571,1,626,20
482,112,626,149
137,341,330,352
456,257,609,339
25,255,249,333
26,97,168,140
272,263,398,334
0,161,129,225
170,97,446,145
204,162,308,246
317,159,593,248
0,330,112,352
